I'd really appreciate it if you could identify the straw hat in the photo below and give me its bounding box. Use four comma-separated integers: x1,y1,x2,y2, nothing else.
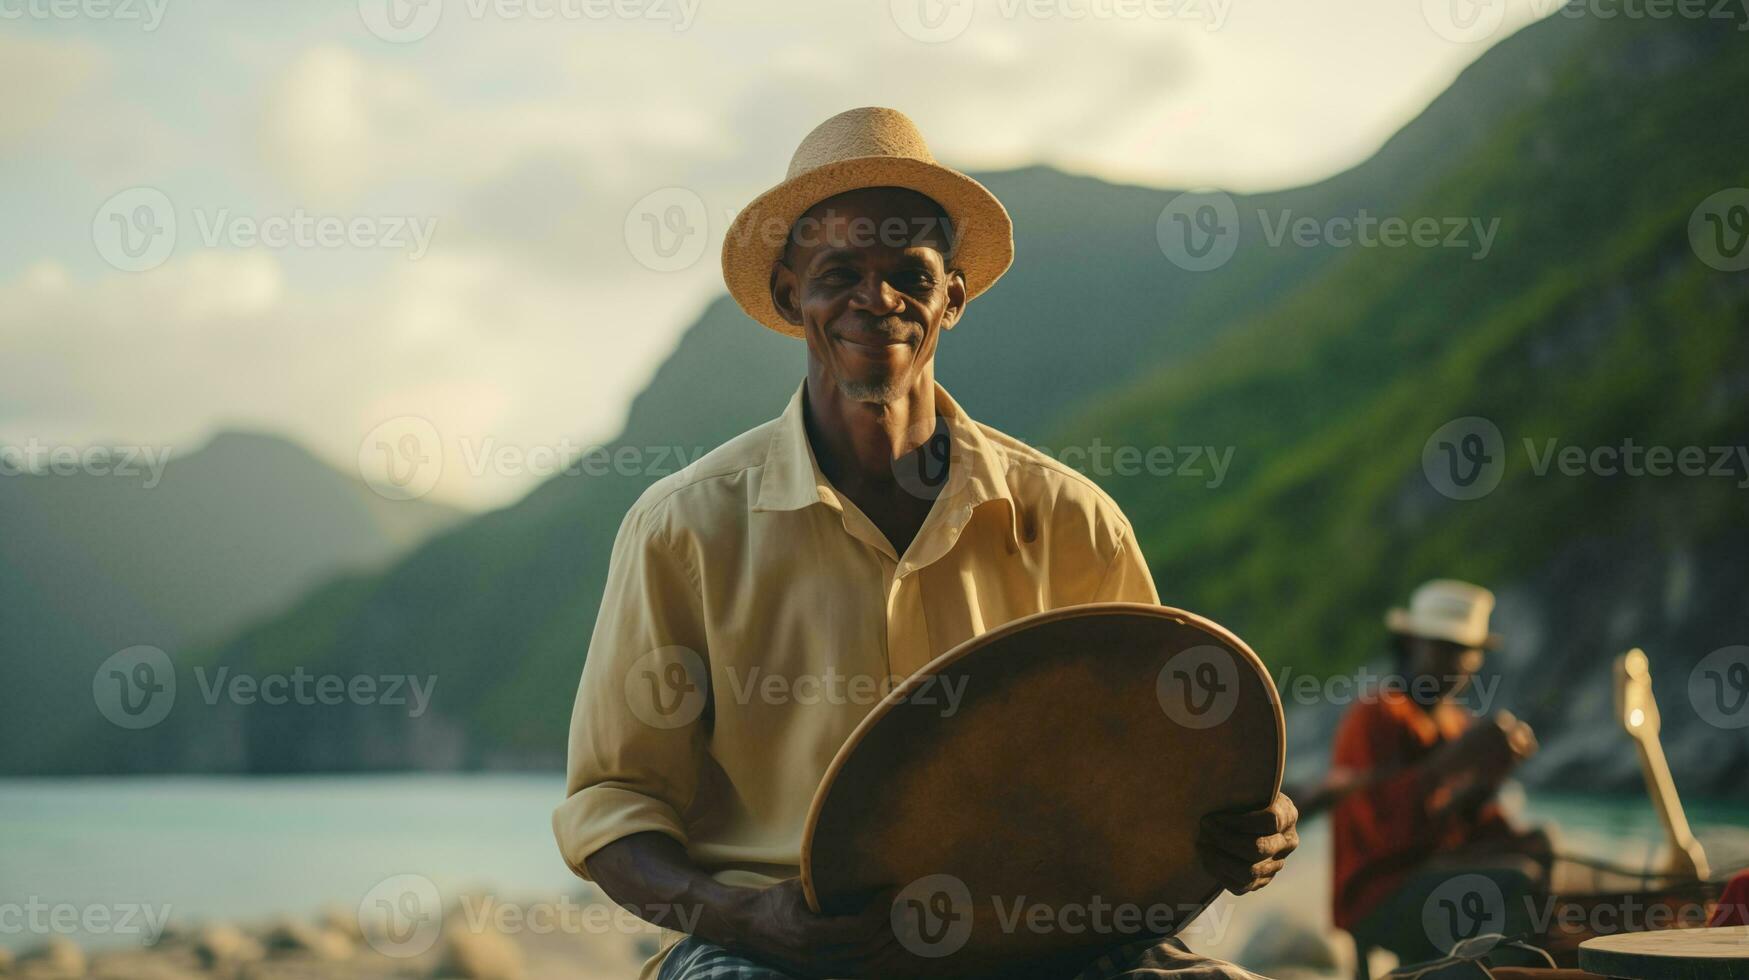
721,106,1015,337
1386,579,1502,649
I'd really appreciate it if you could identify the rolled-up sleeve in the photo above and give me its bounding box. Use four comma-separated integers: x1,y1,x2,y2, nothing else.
552,497,709,880
1092,526,1160,605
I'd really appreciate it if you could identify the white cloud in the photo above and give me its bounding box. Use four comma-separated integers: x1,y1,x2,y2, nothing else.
0,34,107,154
4,251,281,332
258,45,428,204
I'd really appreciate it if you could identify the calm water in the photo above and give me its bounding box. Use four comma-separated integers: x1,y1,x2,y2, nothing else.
0,774,582,952
2,774,1746,958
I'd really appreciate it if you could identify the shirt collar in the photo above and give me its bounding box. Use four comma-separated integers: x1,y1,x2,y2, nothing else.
752,379,1021,552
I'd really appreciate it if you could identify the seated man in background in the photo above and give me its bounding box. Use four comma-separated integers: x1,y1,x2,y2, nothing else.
1330,580,1550,969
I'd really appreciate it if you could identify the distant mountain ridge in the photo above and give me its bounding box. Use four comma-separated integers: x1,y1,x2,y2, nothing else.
0,429,464,773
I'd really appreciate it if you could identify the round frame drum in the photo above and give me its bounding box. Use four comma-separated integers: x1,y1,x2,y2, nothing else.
802,603,1283,976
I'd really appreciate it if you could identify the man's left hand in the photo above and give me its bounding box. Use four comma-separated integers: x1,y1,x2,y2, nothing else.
1196,793,1300,895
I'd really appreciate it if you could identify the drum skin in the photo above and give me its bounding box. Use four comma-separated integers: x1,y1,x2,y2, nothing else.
802,603,1284,978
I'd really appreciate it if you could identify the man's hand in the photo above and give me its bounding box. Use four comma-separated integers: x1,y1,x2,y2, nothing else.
587,834,904,979
1497,710,1538,761
1196,793,1300,895
722,879,907,979
1439,710,1536,774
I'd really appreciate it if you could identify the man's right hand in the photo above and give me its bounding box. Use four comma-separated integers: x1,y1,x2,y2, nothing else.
721,879,908,979
1497,710,1538,761
1430,710,1533,776
586,833,912,979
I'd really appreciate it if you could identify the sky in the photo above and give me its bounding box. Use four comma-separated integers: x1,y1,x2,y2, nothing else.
1,0,1553,510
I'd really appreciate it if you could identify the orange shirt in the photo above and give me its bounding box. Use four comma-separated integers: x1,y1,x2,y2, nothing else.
1329,691,1513,930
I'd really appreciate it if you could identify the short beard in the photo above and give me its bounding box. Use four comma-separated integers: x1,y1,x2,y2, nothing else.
837,375,907,405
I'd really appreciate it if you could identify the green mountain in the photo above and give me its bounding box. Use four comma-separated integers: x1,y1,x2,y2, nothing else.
1058,14,1749,793
0,431,465,773
38,10,1745,797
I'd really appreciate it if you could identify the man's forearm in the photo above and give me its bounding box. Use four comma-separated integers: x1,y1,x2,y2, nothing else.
584,831,753,946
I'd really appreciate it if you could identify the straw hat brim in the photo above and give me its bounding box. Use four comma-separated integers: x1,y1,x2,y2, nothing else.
721,155,1014,337
1385,608,1502,649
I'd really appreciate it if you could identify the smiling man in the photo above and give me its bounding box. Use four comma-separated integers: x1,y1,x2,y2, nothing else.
553,107,1298,979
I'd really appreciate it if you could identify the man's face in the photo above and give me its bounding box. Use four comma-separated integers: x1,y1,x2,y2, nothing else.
1406,636,1485,701
770,186,967,404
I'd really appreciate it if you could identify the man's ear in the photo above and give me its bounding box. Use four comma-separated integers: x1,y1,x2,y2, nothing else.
770,261,804,328
940,268,968,330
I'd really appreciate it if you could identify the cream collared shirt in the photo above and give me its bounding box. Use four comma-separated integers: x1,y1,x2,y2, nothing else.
553,380,1159,972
